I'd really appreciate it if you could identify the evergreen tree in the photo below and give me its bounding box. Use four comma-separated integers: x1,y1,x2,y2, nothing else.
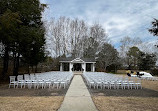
126,46,141,69
0,9,21,79
138,52,156,70
97,43,118,71
149,18,158,48
149,18,158,36
0,0,46,78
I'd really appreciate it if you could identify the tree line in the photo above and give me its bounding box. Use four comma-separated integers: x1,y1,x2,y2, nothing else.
46,17,109,58
0,0,46,80
46,17,120,71
47,17,158,72
118,18,158,71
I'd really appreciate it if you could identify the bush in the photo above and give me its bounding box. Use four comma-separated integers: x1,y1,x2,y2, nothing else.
150,69,158,76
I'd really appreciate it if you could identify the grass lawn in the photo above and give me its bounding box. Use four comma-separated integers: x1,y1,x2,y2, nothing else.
142,80,158,91
0,84,68,111
0,96,64,111
93,96,158,111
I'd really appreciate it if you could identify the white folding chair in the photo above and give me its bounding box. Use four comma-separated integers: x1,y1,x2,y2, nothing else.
44,80,52,89
135,79,142,89
25,80,32,89
17,75,24,88
9,76,17,88
53,81,60,89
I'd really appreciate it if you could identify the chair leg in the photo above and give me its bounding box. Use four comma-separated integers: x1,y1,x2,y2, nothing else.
21,83,23,88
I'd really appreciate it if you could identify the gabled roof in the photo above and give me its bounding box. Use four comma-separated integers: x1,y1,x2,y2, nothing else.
71,58,85,63
59,57,96,63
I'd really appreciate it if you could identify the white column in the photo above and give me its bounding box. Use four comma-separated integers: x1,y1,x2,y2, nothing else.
84,63,86,72
69,63,73,72
91,64,93,71
60,63,63,71
69,63,71,72
92,63,95,72
82,63,83,72
82,63,86,72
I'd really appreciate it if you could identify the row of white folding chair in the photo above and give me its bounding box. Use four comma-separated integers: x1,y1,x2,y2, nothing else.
28,74,73,89
9,75,24,88
102,80,142,89
86,79,141,90
35,76,71,82
9,73,73,89
16,79,70,89
27,73,72,80
22,72,73,89
84,73,127,81
35,74,72,80
83,73,142,89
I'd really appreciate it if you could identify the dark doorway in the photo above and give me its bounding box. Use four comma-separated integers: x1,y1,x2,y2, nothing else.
63,63,69,71
73,63,82,71
86,63,91,71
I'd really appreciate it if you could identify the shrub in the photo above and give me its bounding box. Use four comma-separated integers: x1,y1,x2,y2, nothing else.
150,69,158,76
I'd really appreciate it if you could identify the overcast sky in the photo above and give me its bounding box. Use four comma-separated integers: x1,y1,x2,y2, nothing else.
40,0,158,48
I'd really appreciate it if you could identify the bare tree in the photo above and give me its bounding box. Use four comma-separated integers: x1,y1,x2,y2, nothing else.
120,36,132,57
69,18,88,57
132,37,142,45
48,17,108,58
90,23,109,51
48,17,68,57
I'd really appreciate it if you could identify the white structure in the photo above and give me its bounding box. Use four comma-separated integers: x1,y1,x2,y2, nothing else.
59,58,96,72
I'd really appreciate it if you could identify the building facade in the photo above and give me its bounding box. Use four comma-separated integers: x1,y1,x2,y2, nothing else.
59,58,96,72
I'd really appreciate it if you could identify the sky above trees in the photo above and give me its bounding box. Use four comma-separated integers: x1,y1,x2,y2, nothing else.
40,0,158,48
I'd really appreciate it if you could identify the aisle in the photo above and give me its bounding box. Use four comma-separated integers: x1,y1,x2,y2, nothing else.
58,75,98,111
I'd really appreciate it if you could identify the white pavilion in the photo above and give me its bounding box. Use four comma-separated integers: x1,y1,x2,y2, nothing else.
59,58,96,72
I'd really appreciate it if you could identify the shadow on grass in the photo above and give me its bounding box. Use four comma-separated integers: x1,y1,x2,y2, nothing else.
88,88,158,97
0,84,68,97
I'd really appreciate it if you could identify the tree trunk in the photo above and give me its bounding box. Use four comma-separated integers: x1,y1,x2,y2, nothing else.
13,53,20,76
2,46,9,80
35,65,37,73
104,63,107,72
13,51,16,75
27,64,30,74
